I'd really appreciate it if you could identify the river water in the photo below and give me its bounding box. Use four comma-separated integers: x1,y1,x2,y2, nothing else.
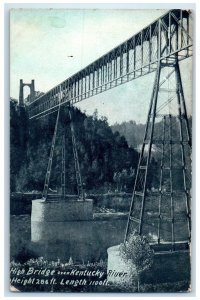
10,209,189,263
10,214,128,263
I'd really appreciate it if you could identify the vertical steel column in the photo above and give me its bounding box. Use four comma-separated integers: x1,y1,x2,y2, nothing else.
113,57,116,79
71,82,73,100
115,56,118,80
42,98,62,200
111,59,114,82
180,10,183,49
61,133,66,199
88,73,91,95
107,60,110,83
74,81,77,98
125,19,161,240
78,78,80,99
67,103,85,201
120,47,123,77
84,75,87,95
175,61,191,239
175,62,192,147
101,65,103,88
141,31,143,75
158,19,161,59
72,81,74,99
69,83,71,100
92,68,95,94
138,20,161,234
169,13,172,53
81,77,83,99
97,68,99,88
149,25,152,72
157,116,166,243
124,62,161,241
102,64,105,85
175,19,179,52
138,62,161,234
105,62,108,84
187,15,189,57
103,62,107,85
175,15,191,145
169,114,175,250
67,81,69,99
133,37,136,78
126,43,129,80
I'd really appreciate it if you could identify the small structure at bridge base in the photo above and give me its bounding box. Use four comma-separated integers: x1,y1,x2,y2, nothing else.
31,198,93,242
107,244,136,285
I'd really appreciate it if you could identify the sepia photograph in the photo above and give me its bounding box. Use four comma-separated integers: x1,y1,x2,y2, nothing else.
9,7,192,293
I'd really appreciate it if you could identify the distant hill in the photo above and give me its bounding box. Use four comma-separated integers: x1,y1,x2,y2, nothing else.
111,117,192,148
111,121,145,148
10,99,192,194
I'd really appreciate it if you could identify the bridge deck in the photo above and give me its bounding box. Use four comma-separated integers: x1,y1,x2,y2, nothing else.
27,9,192,119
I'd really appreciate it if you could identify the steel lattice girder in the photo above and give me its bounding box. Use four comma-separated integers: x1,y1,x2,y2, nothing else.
27,9,193,119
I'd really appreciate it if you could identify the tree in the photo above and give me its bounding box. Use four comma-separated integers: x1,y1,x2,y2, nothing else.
120,232,154,292
10,99,139,193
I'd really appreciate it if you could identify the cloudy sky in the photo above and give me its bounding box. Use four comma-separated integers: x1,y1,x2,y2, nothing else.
10,9,192,124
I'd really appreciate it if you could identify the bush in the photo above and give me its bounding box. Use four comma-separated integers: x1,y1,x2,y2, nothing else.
120,232,154,291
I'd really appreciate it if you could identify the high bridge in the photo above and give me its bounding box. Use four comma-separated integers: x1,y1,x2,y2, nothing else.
23,9,192,119
20,9,193,252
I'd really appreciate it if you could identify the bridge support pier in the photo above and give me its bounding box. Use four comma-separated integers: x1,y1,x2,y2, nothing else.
31,198,93,242
107,245,136,285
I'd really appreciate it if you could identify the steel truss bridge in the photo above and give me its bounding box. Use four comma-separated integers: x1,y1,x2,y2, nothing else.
23,9,193,252
27,9,192,119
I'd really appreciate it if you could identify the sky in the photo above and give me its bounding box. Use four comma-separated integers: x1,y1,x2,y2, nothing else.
10,9,192,125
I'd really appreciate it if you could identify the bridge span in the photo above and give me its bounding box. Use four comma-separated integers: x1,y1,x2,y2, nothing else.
26,9,192,120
